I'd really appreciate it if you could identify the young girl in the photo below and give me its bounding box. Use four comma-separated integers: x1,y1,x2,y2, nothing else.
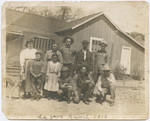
44,53,61,100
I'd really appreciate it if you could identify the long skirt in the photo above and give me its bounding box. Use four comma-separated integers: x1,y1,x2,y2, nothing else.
23,60,32,93
44,73,59,92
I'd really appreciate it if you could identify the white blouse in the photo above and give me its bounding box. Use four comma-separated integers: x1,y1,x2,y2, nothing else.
20,48,37,67
96,73,116,92
47,61,61,77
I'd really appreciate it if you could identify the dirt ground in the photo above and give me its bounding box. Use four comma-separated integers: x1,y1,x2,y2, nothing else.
2,80,148,119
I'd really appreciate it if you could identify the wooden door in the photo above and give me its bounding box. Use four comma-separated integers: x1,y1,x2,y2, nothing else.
120,46,131,74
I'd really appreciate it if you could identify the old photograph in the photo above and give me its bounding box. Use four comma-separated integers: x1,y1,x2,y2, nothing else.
1,1,149,119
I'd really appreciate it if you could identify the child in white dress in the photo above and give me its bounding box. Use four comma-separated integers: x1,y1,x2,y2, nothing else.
44,53,61,100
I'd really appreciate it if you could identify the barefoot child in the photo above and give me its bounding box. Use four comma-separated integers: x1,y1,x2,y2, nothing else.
44,53,61,100
30,50,45,100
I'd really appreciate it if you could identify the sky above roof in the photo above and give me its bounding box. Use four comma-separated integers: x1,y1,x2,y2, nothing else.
3,1,149,41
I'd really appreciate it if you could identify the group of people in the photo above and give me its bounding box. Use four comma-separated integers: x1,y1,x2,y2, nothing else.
20,36,116,106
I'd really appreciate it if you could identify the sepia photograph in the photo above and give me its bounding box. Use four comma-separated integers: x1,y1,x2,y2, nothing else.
1,1,149,120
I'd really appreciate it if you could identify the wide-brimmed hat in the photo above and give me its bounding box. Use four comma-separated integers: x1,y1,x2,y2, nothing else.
35,50,43,56
61,67,69,72
81,40,90,44
100,41,108,47
63,36,74,44
102,63,110,71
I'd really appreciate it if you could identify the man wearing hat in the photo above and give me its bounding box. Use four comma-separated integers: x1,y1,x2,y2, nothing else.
58,67,75,104
94,63,116,106
95,41,108,81
59,36,76,76
30,50,45,100
74,40,93,75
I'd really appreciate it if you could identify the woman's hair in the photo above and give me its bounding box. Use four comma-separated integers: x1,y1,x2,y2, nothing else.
63,36,74,44
25,39,35,47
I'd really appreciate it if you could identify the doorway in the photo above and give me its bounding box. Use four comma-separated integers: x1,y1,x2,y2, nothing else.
120,46,131,74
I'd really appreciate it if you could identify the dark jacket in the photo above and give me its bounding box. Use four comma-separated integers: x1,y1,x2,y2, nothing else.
74,49,93,72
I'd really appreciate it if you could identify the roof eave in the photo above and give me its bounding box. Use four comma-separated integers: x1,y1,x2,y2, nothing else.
72,12,103,30
56,12,144,49
55,12,103,33
102,12,144,49
55,28,72,34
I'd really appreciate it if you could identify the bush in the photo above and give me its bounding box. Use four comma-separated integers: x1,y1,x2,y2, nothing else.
132,65,144,80
113,65,127,80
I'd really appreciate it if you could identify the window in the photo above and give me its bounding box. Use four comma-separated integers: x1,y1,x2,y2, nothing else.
33,36,55,53
89,37,105,52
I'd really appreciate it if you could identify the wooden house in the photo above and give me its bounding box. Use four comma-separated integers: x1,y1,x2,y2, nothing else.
5,9,64,66
55,12,145,75
5,9,144,76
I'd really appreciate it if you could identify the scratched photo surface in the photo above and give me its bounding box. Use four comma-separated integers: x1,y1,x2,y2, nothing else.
1,1,149,119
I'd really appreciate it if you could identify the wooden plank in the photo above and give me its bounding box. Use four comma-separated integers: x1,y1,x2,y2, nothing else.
43,39,46,53
40,38,43,51
41,39,44,52
34,37,38,49
36,38,39,49
46,39,49,52
45,39,48,53
48,39,50,50
109,42,114,66
42,39,45,49
39,38,42,49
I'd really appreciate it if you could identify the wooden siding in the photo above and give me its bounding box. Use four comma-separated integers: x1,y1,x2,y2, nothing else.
58,15,144,75
5,10,64,67
6,9,63,50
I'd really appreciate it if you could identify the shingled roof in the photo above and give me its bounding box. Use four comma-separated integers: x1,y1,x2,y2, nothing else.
56,12,144,49
6,9,65,33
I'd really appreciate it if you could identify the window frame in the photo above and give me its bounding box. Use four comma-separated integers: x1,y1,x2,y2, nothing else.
89,37,104,52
